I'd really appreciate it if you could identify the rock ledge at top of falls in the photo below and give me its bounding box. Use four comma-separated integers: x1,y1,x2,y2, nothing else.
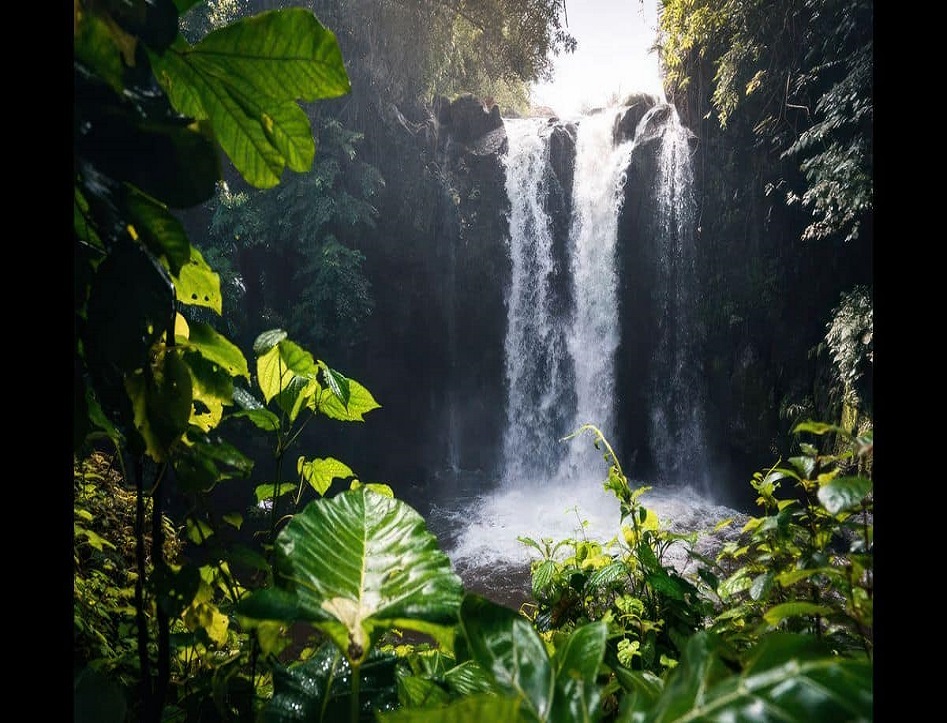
433,93,507,155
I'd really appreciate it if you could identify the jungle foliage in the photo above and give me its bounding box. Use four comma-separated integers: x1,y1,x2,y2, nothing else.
305,0,576,115
198,117,381,357
74,1,872,721
657,0,873,245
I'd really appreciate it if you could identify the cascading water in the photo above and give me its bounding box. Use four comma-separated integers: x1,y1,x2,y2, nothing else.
648,106,712,497
500,119,574,485
432,106,743,602
555,113,636,481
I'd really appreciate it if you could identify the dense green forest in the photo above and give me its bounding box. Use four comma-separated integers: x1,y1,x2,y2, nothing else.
74,1,872,721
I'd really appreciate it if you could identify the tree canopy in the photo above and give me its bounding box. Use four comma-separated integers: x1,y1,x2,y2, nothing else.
658,0,872,243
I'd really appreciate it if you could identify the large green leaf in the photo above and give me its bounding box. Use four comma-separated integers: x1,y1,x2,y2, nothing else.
186,9,350,102
150,8,350,188
262,644,400,723
458,594,554,721
550,621,607,723
644,632,872,722
379,693,522,722
817,476,872,515
239,488,463,665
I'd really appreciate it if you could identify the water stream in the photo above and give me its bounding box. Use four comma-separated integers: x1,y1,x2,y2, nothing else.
427,106,743,605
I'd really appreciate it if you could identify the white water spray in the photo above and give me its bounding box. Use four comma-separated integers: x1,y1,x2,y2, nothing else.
438,107,739,587
555,112,636,481
500,119,573,485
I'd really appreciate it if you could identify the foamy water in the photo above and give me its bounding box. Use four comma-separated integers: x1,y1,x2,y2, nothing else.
426,469,747,604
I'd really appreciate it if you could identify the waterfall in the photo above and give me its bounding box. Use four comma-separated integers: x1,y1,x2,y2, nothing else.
556,113,635,481
648,107,711,496
500,119,573,485
437,105,736,585
501,112,634,487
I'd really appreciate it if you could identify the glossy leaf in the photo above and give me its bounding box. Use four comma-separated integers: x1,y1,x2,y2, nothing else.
817,476,872,515
787,454,816,479
239,488,463,664
395,671,451,709
262,645,399,723
586,561,626,589
749,572,773,601
550,621,607,723
644,632,872,722
611,665,663,700
321,365,351,407
644,570,688,602
173,432,253,492
442,660,497,696
254,328,288,355
458,594,554,721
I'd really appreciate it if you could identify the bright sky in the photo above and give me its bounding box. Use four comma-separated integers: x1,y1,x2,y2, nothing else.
530,0,665,118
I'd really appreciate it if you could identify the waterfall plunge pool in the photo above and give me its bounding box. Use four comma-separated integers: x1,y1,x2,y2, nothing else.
416,465,747,611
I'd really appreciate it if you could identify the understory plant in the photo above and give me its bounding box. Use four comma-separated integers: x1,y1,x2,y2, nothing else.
706,421,873,657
